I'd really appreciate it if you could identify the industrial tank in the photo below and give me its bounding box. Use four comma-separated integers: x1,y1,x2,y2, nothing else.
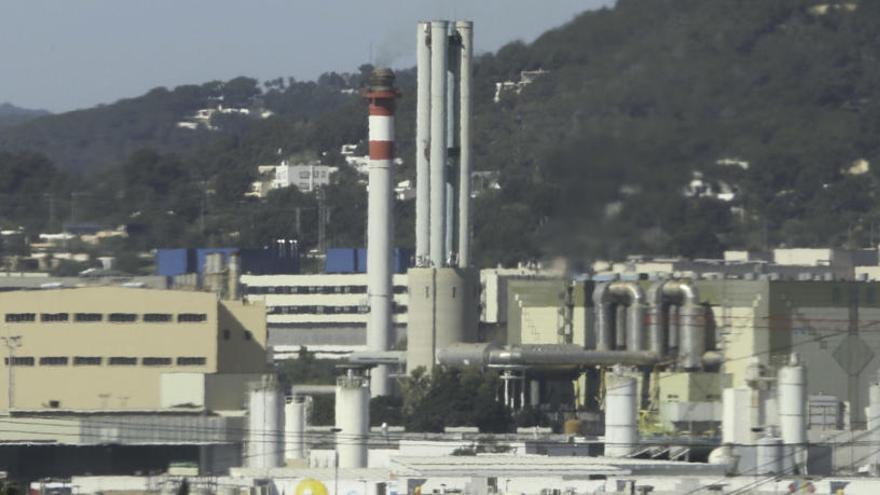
246,378,284,469
756,433,784,475
284,395,307,462
335,371,370,468
778,353,807,474
604,369,638,457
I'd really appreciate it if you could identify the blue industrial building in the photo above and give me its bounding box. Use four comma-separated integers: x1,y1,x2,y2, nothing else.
324,247,411,274
156,243,299,276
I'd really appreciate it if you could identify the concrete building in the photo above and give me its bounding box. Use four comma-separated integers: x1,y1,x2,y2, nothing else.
0,286,269,478
0,286,268,412
241,273,408,359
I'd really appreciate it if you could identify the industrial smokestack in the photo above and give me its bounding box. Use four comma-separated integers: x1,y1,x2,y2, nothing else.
456,20,473,268
445,23,459,263
364,68,399,397
429,21,449,267
415,22,432,266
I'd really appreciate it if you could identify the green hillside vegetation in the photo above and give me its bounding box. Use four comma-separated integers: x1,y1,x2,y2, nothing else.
1,0,879,268
0,103,50,130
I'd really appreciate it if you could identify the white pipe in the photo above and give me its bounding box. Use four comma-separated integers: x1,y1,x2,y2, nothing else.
429,21,449,267
605,368,638,457
779,353,808,474
456,20,473,268
415,22,431,264
284,395,307,461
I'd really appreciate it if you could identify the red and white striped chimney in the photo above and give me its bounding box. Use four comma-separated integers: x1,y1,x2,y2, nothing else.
363,69,399,397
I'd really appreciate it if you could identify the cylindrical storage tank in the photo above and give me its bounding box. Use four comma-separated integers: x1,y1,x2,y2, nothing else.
756,434,784,475
284,395,307,462
246,380,284,469
604,370,638,457
335,373,370,468
677,304,705,370
778,353,807,473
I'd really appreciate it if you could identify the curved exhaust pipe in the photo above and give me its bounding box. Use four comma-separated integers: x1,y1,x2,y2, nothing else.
593,282,647,352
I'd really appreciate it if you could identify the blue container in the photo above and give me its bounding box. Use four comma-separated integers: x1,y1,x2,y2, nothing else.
345,247,413,274
240,247,300,275
325,248,357,273
156,248,192,276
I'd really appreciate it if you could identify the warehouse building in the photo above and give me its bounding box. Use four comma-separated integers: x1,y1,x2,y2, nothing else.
0,286,269,478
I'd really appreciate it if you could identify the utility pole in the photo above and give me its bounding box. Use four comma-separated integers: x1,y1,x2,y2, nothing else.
2,336,22,411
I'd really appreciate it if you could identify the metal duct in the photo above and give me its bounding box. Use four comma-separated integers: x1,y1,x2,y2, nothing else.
456,21,473,267
659,280,703,370
592,282,647,352
429,21,449,267
436,343,659,368
415,22,431,264
435,342,500,368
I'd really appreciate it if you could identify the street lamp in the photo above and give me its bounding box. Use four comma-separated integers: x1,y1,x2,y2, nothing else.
1,336,22,411
330,427,342,495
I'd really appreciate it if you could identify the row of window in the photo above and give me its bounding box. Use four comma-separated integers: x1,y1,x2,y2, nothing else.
5,313,208,324
4,356,207,367
244,285,407,295
267,304,407,315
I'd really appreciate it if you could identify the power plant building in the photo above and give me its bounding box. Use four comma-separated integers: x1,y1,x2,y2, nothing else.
241,273,408,359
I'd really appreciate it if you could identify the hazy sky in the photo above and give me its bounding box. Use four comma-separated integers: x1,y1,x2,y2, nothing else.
0,0,613,112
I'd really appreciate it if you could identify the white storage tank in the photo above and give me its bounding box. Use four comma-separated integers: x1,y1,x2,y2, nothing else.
246,378,284,469
756,433,784,475
335,371,370,468
604,367,638,457
778,353,807,473
284,395,307,463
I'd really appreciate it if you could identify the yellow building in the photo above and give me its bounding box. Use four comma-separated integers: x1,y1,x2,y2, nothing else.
0,287,268,412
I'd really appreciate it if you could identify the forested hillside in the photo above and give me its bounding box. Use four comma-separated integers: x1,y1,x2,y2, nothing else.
0,103,49,130
1,0,878,269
